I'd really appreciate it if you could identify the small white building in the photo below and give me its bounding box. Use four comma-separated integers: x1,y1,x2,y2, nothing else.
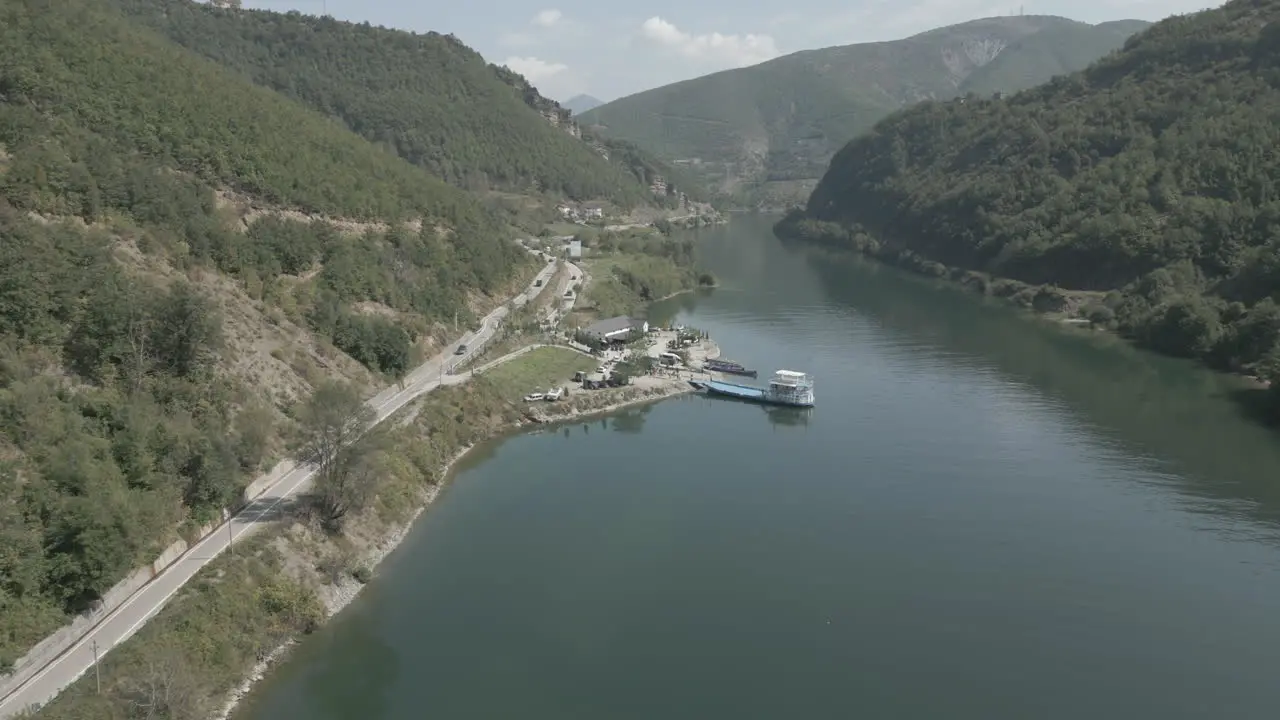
582,316,648,344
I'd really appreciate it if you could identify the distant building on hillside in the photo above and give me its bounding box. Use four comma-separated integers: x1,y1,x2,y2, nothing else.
556,204,600,223
567,240,582,258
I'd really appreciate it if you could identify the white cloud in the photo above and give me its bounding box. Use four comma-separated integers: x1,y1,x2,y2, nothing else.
502,56,568,82
638,17,780,68
500,9,578,47
533,9,562,27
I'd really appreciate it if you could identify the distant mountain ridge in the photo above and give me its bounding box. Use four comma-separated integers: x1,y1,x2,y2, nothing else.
579,15,1150,206
563,94,605,114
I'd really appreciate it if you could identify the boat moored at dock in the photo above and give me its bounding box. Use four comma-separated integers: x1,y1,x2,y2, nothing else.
703,358,758,377
691,369,815,407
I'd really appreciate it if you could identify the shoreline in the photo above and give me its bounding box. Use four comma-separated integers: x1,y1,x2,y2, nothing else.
774,221,1277,394
650,283,718,305
213,378,696,720
527,378,695,425
211,442,462,720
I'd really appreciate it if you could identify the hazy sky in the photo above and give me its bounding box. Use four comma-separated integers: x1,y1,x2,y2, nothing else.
241,0,1224,102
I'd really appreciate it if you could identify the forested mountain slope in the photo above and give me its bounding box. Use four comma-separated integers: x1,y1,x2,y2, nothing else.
107,0,700,207
0,0,528,669
958,18,1149,95
782,0,1280,394
578,16,1146,205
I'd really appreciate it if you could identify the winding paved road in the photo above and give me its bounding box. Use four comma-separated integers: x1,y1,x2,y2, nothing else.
0,250,570,718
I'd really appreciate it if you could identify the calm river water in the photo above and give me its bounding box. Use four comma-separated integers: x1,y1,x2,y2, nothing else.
240,215,1280,719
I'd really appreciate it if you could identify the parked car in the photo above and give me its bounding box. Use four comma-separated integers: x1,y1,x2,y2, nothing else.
455,344,467,355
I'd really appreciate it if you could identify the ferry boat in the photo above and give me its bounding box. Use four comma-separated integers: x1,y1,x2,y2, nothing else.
703,358,758,378
690,369,815,408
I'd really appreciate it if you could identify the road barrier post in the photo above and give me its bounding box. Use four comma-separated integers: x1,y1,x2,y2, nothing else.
91,640,99,695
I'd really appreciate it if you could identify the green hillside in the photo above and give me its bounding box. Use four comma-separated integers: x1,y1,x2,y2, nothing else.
0,0,527,668
959,19,1143,95
107,0,698,207
579,16,1148,205
491,63,710,205
782,0,1280,399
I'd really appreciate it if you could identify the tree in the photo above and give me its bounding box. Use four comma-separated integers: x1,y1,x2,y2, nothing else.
234,400,275,472
124,303,153,394
149,282,221,378
317,446,386,531
296,381,376,531
121,646,202,720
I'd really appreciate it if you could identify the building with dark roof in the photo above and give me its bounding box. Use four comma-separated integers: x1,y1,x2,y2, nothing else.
582,316,648,343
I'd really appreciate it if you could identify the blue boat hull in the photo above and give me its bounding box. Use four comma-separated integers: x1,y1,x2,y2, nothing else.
695,379,815,408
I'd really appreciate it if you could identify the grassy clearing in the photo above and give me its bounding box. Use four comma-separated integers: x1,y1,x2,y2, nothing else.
478,347,597,400
459,327,543,373
583,253,697,318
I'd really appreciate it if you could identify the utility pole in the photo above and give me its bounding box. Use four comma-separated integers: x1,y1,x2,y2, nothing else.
92,639,101,694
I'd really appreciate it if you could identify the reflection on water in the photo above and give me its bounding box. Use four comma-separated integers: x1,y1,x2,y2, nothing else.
662,221,1280,540
657,289,708,318
762,405,812,428
608,404,652,434
796,244,1280,538
685,392,814,429
296,602,400,718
